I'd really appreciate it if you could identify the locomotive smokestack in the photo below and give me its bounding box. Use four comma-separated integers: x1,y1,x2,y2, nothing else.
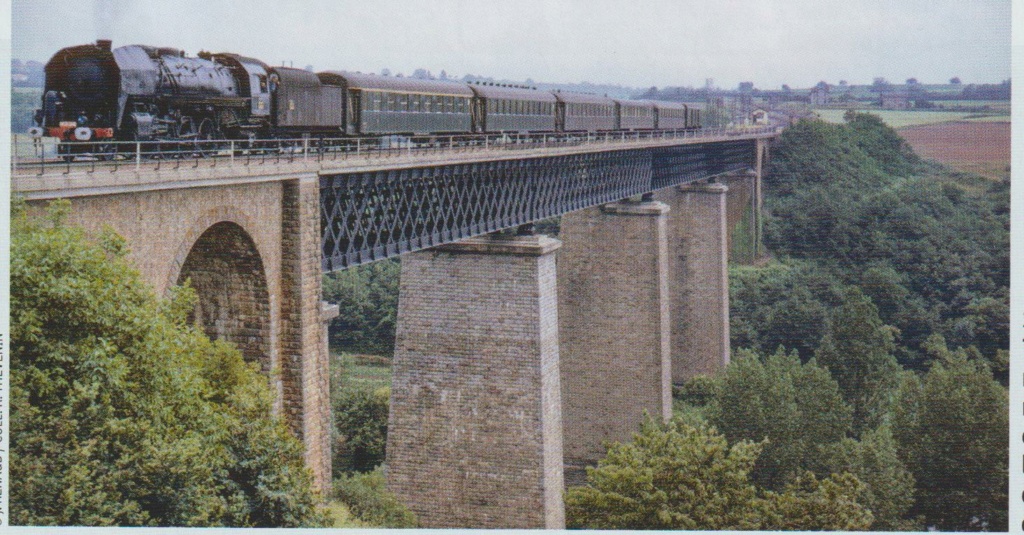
97,39,112,51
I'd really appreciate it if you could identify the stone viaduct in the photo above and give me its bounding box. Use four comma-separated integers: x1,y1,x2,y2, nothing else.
13,130,773,528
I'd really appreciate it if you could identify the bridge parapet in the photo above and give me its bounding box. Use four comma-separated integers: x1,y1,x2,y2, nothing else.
12,127,778,199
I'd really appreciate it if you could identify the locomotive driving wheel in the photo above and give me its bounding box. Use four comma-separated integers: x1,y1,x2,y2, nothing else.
193,118,216,157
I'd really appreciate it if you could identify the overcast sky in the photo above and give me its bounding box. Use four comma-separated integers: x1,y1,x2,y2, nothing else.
10,0,1012,89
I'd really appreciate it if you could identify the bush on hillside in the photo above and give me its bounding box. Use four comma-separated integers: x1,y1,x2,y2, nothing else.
334,468,417,528
10,200,328,527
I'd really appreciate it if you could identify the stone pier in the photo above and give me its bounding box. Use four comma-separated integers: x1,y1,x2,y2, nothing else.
658,182,731,383
385,234,565,529
557,201,673,478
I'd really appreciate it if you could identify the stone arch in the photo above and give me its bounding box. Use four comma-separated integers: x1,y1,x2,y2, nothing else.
176,221,272,374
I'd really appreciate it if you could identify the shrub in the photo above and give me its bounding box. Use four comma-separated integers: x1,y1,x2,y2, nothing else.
333,386,390,473
334,467,417,528
10,200,328,527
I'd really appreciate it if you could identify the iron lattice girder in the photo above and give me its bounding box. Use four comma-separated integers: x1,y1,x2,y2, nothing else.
321,140,755,271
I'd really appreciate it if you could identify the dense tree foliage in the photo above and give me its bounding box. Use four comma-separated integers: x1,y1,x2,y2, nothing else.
892,337,1008,531
333,468,418,528
754,114,1008,373
565,419,872,530
726,113,1008,530
10,201,328,527
322,260,401,356
730,261,845,360
333,386,390,473
815,288,903,432
824,426,918,530
706,349,850,490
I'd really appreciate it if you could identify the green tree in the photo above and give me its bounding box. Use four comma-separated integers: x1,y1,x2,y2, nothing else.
815,288,902,432
333,386,390,473
334,467,418,528
565,419,872,530
759,471,873,531
825,425,918,530
10,200,328,527
892,336,1008,531
707,349,851,490
729,260,843,361
322,259,401,356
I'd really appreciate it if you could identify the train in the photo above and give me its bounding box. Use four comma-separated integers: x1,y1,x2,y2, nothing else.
29,40,701,149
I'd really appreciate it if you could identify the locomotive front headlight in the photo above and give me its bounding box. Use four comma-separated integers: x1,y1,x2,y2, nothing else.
74,127,93,141
27,126,44,138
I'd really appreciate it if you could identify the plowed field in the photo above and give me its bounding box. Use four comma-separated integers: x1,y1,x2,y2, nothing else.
898,121,1010,179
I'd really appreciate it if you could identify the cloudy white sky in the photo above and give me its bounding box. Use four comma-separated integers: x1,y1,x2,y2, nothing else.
10,0,1013,89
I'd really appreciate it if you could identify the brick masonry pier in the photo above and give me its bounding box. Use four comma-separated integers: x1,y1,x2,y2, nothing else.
385,234,565,529
657,182,731,383
558,200,673,479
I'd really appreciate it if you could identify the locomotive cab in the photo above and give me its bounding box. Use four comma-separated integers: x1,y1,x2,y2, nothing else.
34,40,119,141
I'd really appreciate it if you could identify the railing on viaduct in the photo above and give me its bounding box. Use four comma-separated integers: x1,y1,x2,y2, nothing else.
11,126,776,179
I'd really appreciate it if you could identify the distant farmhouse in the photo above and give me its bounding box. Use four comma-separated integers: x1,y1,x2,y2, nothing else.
879,92,912,110
808,84,830,106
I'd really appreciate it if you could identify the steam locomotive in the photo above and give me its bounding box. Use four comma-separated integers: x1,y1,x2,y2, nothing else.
30,40,701,148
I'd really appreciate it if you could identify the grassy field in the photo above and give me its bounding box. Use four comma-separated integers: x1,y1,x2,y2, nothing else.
332,352,392,392
813,108,1009,128
930,100,1011,112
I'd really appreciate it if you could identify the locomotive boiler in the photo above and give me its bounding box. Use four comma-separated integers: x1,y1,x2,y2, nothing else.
33,40,270,145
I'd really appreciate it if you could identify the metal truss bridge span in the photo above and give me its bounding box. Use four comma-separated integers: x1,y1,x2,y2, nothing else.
321,138,757,271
